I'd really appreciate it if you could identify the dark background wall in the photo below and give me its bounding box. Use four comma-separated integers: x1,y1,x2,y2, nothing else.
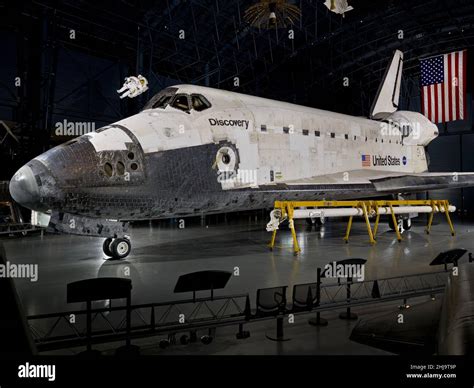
1,0,474,215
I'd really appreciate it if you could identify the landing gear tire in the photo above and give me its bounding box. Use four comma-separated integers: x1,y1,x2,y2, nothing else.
102,237,131,260
110,238,131,259
103,238,113,257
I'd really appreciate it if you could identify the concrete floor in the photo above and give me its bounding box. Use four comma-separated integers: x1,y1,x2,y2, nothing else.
1,215,472,355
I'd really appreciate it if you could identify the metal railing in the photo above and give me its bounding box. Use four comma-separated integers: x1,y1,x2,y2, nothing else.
26,270,449,351
28,294,249,351
318,270,448,310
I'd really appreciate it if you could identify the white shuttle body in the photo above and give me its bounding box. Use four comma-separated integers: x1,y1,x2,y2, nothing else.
9,50,474,258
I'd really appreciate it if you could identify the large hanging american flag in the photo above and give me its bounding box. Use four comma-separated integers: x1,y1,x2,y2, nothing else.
420,50,467,123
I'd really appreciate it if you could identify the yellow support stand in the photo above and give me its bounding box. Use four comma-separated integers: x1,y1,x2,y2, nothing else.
343,214,353,243
361,202,376,244
287,204,301,255
269,228,278,250
388,204,402,242
373,203,381,239
442,200,455,236
425,201,436,235
268,199,456,254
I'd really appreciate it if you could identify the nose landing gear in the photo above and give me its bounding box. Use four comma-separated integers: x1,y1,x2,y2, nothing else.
103,237,131,259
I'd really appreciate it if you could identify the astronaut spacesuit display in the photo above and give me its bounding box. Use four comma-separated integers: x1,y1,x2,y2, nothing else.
117,75,149,99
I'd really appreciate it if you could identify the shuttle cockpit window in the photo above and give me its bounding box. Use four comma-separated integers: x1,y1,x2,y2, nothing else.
142,87,178,111
152,94,174,109
171,94,191,112
191,94,211,112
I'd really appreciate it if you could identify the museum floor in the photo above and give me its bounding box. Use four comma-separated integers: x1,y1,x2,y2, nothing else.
2,215,470,355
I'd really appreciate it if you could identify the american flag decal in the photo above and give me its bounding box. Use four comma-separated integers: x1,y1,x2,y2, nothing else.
361,154,371,167
420,50,467,123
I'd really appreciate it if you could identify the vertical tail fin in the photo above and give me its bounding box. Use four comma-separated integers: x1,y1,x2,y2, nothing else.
370,50,404,119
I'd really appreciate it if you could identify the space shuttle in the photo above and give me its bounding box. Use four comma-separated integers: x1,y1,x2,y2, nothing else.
9,50,474,259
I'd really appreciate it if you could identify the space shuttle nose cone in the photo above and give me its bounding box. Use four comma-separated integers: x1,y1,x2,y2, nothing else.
9,165,41,210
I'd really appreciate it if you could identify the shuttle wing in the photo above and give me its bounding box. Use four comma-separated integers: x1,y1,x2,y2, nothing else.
273,170,474,194
370,172,474,193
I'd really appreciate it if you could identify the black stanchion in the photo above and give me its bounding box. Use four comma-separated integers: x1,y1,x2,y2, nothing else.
116,290,140,357
309,268,328,326
236,295,251,339
236,323,250,339
255,286,290,341
266,316,290,342
339,276,358,320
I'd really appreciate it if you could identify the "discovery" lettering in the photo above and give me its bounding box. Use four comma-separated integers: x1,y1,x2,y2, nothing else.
209,118,249,129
